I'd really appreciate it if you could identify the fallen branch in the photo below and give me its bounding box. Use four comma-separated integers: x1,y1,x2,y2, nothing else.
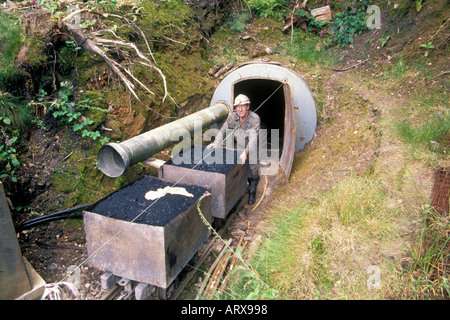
63,151,73,161
217,233,247,296
208,63,223,76
195,239,231,300
284,0,309,35
416,70,450,90
429,18,449,43
68,27,139,99
203,251,232,299
427,70,450,82
328,58,370,72
101,12,157,64
213,62,234,79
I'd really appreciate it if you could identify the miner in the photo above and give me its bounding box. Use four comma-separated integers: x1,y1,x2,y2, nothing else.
207,94,260,205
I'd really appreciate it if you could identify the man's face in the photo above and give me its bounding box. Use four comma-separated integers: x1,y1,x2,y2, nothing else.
236,104,249,120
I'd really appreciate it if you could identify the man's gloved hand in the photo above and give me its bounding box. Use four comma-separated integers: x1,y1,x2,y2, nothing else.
239,151,247,164
206,143,216,149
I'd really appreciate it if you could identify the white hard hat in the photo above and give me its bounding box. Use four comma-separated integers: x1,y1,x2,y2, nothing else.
234,94,250,106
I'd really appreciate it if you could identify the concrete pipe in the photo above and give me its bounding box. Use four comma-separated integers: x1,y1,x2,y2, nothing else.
98,102,229,178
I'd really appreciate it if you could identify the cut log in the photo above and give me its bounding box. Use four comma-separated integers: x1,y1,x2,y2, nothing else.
213,62,234,79
311,5,332,22
208,63,224,76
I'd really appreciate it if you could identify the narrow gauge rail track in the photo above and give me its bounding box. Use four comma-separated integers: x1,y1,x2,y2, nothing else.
101,284,123,300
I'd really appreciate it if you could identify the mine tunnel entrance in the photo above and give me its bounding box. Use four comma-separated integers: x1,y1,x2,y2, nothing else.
234,79,286,159
97,61,316,180
210,61,316,179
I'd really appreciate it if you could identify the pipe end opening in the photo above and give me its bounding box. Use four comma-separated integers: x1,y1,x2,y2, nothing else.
97,143,130,178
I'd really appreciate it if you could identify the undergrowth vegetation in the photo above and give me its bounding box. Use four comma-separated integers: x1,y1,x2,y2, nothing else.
285,30,334,66
386,57,449,155
0,12,23,77
34,82,111,144
225,172,411,299
328,0,373,47
244,0,374,47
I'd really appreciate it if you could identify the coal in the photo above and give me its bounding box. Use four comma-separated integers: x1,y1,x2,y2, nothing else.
168,146,239,174
91,176,207,227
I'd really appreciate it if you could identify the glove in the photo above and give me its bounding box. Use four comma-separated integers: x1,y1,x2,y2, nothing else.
239,151,247,164
206,143,216,149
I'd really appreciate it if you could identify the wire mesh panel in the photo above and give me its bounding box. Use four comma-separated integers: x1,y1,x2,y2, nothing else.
431,167,450,215
436,132,450,155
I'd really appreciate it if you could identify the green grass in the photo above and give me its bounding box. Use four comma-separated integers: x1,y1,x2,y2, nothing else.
378,54,450,156
0,12,26,95
0,94,33,131
406,207,450,298
284,30,335,66
223,173,404,299
225,47,448,299
393,77,449,154
385,52,449,298
0,12,23,71
395,114,450,148
229,12,252,32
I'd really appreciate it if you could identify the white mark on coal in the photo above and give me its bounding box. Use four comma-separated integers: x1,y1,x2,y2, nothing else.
144,186,194,201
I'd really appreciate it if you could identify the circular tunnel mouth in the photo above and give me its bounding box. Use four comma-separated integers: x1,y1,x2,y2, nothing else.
234,79,285,157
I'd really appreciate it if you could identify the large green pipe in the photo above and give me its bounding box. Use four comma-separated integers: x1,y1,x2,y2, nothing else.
97,102,229,177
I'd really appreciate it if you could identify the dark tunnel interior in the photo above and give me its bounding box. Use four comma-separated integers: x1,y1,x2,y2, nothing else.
233,79,285,153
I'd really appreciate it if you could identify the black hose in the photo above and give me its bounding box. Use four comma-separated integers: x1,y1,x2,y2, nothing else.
19,202,96,230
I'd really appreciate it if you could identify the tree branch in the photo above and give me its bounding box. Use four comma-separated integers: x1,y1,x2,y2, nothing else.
102,12,157,64
68,27,139,100
94,37,170,102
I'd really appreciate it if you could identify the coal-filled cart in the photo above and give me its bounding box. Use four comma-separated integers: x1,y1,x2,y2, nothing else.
83,176,212,298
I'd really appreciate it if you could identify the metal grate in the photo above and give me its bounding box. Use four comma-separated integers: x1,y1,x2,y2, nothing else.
431,167,450,215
